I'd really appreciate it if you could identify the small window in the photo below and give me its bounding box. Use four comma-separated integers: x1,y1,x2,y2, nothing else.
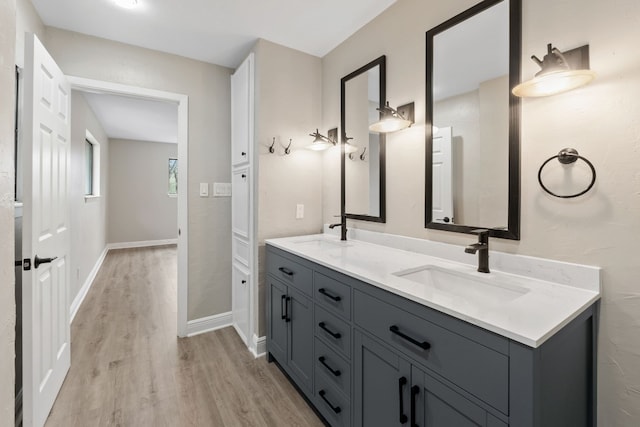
85,139,93,195
168,158,178,196
85,131,100,198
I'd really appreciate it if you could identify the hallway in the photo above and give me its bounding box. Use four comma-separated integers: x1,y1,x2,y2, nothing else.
45,246,323,426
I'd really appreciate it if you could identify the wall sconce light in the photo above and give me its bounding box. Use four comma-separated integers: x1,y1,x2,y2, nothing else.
307,128,336,151
512,43,595,98
369,101,415,133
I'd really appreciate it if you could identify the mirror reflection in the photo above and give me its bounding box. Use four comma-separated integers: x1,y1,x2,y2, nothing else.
426,0,520,239
342,56,386,222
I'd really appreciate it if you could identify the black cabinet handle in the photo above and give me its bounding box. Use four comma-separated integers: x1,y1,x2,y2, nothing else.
34,255,58,269
318,356,341,377
389,325,431,350
319,390,341,414
399,377,408,424
280,295,287,320
411,385,419,427
241,174,246,178
278,267,294,276
241,280,247,284
318,322,341,339
241,151,247,156
285,297,291,322
318,288,342,302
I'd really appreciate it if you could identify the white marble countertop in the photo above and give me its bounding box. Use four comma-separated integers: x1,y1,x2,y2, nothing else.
265,233,601,348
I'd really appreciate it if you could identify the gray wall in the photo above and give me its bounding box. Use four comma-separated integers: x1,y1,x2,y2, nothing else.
108,138,177,244
69,91,109,304
0,0,16,423
321,0,640,424
43,28,233,321
252,39,324,336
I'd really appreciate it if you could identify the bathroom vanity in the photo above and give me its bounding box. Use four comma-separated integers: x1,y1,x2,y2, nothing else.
265,234,599,427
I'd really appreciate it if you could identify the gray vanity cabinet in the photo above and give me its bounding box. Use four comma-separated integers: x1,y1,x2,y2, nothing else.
265,244,597,427
266,273,314,394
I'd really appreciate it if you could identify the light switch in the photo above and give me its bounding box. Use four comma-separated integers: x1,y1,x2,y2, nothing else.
296,204,304,219
199,182,209,197
213,182,232,197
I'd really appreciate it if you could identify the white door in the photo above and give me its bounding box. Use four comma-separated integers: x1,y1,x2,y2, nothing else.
231,53,252,166
22,33,71,427
432,127,454,224
232,263,250,345
231,168,249,238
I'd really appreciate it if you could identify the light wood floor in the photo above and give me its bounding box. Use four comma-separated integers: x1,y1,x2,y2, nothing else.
46,245,324,427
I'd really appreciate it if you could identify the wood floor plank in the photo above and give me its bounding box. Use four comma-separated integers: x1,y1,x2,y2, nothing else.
45,246,323,427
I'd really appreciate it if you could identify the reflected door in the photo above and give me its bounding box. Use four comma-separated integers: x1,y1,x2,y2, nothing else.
432,127,454,224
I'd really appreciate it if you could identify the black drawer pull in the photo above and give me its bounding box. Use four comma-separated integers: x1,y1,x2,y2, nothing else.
319,390,342,414
318,288,342,302
319,322,341,339
241,173,246,178
278,267,294,276
241,151,247,156
318,356,341,377
399,377,408,424
280,295,287,320
389,325,431,350
411,385,420,427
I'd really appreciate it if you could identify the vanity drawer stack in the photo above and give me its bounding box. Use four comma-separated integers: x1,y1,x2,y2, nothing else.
265,244,597,427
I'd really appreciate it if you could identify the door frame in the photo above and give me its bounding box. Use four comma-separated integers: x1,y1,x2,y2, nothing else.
67,76,190,337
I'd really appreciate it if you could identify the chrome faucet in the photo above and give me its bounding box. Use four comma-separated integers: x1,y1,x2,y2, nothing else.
465,229,490,273
329,214,348,241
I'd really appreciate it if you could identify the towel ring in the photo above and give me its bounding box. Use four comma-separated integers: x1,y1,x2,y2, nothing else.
538,148,596,199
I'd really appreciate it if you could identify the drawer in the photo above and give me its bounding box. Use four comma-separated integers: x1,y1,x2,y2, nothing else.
266,250,313,297
314,272,351,320
233,236,249,267
353,289,509,414
315,373,351,427
314,338,351,398
315,305,351,359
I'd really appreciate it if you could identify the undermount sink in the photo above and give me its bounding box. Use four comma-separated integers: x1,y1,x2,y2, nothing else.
293,239,352,250
393,265,529,305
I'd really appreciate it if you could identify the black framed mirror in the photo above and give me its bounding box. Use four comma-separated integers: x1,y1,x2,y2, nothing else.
341,55,386,223
425,0,521,239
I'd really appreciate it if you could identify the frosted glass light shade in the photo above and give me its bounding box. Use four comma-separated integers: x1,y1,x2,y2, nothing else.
512,69,596,98
115,0,138,8
369,117,412,133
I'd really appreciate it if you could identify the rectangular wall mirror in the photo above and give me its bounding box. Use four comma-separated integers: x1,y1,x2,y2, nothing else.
425,0,521,239
341,55,386,223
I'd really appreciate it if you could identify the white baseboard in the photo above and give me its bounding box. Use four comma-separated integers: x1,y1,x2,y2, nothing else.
107,238,177,250
186,311,233,337
70,246,108,323
250,334,266,358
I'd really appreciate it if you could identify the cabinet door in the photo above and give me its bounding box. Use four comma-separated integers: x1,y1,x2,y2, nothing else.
411,367,501,427
354,331,411,427
231,168,249,238
232,263,250,346
231,53,252,166
267,278,287,364
288,287,313,394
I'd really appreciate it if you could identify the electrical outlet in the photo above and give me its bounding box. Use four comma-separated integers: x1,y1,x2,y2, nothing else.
296,204,304,219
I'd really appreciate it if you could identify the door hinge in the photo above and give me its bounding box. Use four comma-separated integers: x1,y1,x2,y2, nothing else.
23,258,31,271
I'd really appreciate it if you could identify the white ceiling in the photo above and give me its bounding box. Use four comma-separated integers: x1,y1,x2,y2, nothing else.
31,0,397,69
82,92,178,144
34,0,396,142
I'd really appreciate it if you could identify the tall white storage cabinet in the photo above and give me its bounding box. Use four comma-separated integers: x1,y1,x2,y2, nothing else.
231,53,254,349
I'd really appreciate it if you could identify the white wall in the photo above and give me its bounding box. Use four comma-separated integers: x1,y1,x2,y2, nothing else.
107,138,177,244
43,28,233,321
0,0,17,423
252,39,324,336
69,91,109,305
321,0,640,424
